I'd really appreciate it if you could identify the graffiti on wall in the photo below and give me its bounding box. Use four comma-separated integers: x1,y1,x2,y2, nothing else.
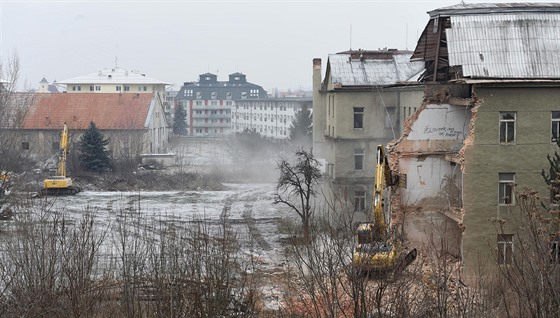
423,125,463,138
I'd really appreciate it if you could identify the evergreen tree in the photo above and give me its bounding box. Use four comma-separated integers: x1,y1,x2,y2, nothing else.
78,121,112,172
542,140,560,205
173,104,188,135
289,105,312,146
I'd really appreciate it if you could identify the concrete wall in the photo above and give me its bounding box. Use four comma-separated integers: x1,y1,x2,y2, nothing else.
462,84,560,273
399,156,462,205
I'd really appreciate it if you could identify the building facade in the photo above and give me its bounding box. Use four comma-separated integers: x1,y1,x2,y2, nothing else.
392,2,560,274
231,97,312,139
312,50,425,223
175,73,267,137
19,93,169,161
58,67,168,95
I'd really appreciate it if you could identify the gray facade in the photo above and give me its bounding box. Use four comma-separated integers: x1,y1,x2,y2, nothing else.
312,50,425,224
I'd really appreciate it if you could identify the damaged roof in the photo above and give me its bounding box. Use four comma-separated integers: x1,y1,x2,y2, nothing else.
21,93,154,130
327,50,425,87
418,3,560,79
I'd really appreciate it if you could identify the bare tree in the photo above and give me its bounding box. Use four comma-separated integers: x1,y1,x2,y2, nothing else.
0,54,35,216
490,187,560,318
274,148,321,242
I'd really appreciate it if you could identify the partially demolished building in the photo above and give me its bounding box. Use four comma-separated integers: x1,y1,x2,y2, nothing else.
393,3,560,273
312,49,425,223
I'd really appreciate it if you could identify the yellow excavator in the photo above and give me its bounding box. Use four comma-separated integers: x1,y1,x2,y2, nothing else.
40,123,81,196
352,145,416,275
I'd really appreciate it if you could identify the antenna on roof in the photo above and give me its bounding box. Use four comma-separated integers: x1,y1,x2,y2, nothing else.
406,23,408,50
349,24,352,50
114,56,119,69
460,0,466,4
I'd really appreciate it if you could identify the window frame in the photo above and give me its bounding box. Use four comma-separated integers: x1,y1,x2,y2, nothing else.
499,112,516,144
498,173,515,205
497,234,514,265
354,148,365,171
353,107,364,129
354,190,366,212
552,111,560,143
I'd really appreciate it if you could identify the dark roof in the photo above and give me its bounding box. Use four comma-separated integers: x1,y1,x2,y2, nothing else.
22,93,153,130
175,72,267,100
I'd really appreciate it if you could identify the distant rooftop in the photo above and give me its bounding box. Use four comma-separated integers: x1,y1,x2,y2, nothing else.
59,67,169,85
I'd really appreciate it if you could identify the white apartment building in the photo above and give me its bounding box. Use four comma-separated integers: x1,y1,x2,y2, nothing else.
58,67,168,94
231,97,312,139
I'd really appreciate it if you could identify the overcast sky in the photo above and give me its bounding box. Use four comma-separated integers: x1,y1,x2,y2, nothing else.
1,0,555,92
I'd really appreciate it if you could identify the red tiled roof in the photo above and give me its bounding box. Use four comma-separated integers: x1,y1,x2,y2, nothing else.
21,93,153,130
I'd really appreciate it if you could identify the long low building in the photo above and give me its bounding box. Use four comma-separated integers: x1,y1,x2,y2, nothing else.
231,97,312,139
19,93,169,162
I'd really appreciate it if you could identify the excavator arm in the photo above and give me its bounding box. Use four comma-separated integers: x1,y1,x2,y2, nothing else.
40,123,80,196
352,145,416,275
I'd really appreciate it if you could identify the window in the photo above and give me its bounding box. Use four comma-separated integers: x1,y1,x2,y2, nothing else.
499,173,515,205
143,86,147,91
499,112,516,144
354,107,364,129
211,92,217,99
89,85,94,91
241,92,247,99
52,141,59,150
186,89,193,97
124,86,130,91
497,234,514,265
354,190,366,212
116,86,121,91
384,107,395,129
95,86,101,91
552,111,560,142
196,92,202,99
21,141,29,150
354,149,365,170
